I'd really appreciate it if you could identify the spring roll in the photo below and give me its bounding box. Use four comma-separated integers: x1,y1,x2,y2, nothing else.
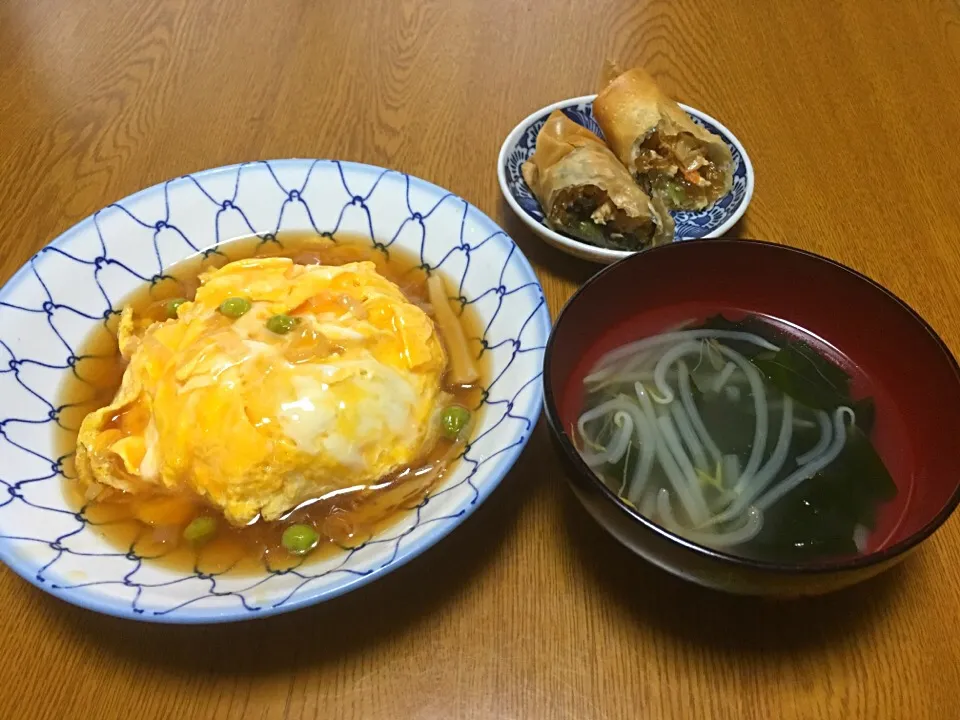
593,67,734,211
521,110,673,251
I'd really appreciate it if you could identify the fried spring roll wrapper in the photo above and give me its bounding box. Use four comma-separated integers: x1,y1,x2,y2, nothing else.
593,67,734,211
521,111,673,250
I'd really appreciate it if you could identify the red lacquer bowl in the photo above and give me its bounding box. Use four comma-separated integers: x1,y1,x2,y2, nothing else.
543,239,960,596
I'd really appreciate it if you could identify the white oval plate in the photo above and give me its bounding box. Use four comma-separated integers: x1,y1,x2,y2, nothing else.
0,159,550,623
497,95,755,264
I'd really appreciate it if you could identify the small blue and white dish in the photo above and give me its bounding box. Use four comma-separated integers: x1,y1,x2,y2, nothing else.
497,95,754,265
0,159,550,623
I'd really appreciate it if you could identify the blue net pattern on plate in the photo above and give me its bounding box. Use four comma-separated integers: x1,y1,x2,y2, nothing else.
0,160,548,620
503,101,749,240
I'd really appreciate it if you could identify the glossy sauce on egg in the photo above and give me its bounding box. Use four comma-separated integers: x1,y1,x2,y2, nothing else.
56,233,487,575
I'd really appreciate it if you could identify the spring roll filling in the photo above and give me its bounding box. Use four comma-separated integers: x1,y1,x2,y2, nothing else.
633,130,726,208
553,185,658,250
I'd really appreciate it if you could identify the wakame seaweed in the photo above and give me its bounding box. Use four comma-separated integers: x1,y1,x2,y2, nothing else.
578,313,898,564
702,314,853,410
707,314,896,562
700,314,784,358
750,341,851,411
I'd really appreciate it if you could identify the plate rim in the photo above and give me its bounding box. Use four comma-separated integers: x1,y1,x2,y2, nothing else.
0,158,551,623
496,94,755,265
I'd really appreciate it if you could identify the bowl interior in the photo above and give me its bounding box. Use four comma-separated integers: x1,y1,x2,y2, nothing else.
547,239,960,561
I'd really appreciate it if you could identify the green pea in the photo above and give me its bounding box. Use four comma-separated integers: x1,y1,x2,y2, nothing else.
282,523,319,555
164,298,186,319
218,297,252,318
182,516,217,544
266,314,298,334
440,405,471,440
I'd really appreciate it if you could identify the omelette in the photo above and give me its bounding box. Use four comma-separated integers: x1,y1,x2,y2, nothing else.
75,257,449,526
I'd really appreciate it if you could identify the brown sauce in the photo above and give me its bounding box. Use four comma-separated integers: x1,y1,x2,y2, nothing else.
55,233,487,576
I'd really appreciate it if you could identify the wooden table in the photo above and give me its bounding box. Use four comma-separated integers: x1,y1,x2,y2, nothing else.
2,1,959,718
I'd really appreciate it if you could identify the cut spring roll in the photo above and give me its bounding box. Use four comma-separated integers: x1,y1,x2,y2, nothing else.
593,67,734,211
521,110,673,251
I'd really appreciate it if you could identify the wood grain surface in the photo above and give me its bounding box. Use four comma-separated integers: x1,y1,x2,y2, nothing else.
1,1,959,718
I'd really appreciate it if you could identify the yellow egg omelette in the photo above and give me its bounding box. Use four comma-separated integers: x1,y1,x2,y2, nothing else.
75,257,448,526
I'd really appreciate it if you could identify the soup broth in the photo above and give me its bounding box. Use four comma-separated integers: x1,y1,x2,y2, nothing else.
574,310,903,563
56,233,487,575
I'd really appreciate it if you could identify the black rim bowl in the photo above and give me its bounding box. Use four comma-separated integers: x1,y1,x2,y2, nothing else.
542,239,960,595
